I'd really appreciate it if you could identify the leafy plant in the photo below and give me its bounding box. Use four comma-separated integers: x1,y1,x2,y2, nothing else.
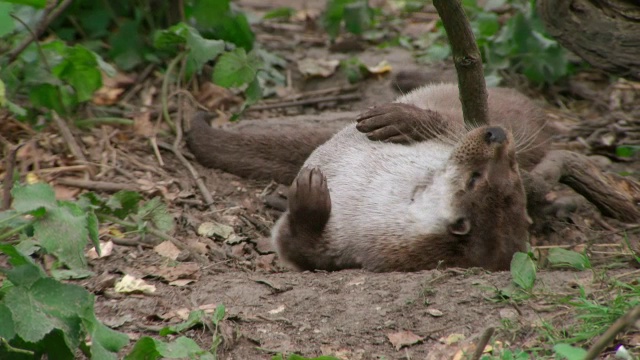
324,0,374,39
1,182,172,277
547,248,591,270
417,0,575,85
0,243,129,359
125,305,226,360
510,252,536,291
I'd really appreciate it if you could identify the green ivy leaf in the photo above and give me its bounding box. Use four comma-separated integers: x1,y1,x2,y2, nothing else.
11,183,56,213
185,27,226,76
126,336,209,359
159,310,206,336
547,248,591,270
87,210,100,254
124,337,161,360
52,45,102,102
510,252,536,290
0,3,13,40
263,7,295,20
213,48,261,88
343,1,371,35
105,190,142,219
0,303,16,340
137,197,174,233
553,344,587,360
1,0,46,8
33,202,89,270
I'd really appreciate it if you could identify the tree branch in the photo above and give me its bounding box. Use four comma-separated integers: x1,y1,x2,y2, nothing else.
432,0,489,127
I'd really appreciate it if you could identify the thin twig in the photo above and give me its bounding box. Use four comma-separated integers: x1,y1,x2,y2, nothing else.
470,327,495,360
2,143,25,210
100,214,207,263
156,141,214,207
584,306,640,360
247,93,361,112
7,0,73,64
51,112,95,176
55,178,138,192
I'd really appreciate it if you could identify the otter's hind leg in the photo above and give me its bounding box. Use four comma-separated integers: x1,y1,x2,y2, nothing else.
272,167,337,271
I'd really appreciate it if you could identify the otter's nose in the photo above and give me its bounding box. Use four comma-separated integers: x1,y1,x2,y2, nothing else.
484,127,507,144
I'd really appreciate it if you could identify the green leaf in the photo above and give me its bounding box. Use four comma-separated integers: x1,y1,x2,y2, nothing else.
159,310,206,336
125,337,161,360
616,145,640,158
156,336,207,358
244,77,262,106
185,27,226,76
11,183,56,213
34,202,89,270
52,45,102,102
137,197,174,233
0,3,11,39
0,303,16,340
105,190,142,219
263,7,295,20
213,48,261,88
108,19,146,71
82,310,129,358
510,252,536,290
87,210,100,254
553,344,587,360
190,0,254,51
547,248,591,270
343,1,371,35
212,304,225,325
1,0,46,8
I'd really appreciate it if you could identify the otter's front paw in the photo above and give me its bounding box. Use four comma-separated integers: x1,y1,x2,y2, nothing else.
288,167,332,233
356,103,437,144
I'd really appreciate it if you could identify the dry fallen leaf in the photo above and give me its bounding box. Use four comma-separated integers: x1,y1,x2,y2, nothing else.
387,330,423,351
268,305,286,315
426,308,444,317
439,333,466,345
87,240,114,259
154,241,181,260
114,274,156,294
143,263,200,282
365,60,392,75
198,221,234,239
196,82,242,111
298,58,340,78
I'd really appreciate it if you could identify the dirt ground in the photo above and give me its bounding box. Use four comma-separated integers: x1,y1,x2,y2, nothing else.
3,1,640,359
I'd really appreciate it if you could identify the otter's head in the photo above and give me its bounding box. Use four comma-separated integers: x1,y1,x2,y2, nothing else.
444,125,530,271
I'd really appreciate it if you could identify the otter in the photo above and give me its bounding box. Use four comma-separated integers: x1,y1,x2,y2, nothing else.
187,83,550,272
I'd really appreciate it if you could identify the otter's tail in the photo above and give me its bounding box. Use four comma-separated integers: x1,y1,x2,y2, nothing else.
185,112,338,184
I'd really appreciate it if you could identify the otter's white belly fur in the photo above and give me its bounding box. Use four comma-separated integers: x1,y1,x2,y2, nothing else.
302,124,458,262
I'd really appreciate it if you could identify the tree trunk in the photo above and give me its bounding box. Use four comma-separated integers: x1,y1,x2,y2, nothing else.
537,0,640,80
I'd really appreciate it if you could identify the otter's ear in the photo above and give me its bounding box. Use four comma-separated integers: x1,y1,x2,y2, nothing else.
448,217,471,235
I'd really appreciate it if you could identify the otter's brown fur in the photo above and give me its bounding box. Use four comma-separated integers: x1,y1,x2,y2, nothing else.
186,83,551,272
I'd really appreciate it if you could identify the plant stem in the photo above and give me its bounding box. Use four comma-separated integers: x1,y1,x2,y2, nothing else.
161,53,186,134
0,220,36,242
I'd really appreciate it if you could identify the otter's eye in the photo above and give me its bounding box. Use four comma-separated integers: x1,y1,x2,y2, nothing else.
467,172,482,190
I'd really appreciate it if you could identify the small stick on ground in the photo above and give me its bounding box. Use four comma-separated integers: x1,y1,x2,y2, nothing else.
247,93,361,112
55,178,138,192
51,112,95,176
2,143,26,211
471,327,495,360
157,141,215,207
584,305,640,360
